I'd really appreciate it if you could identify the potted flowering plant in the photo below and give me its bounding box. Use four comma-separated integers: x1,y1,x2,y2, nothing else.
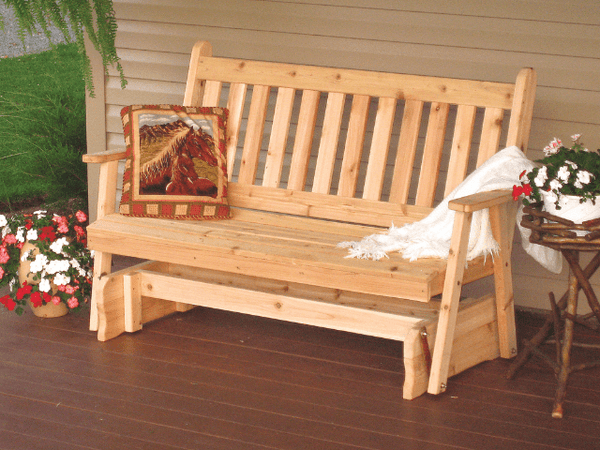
513,134,600,218
0,209,93,317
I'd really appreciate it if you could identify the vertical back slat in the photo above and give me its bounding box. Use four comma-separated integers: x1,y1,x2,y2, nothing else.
338,94,370,197
505,68,537,152
183,41,213,107
202,80,222,106
225,82,248,179
363,97,397,200
312,92,346,194
444,105,477,197
415,102,450,207
477,107,504,167
389,100,424,204
237,85,271,185
288,90,320,191
263,87,296,187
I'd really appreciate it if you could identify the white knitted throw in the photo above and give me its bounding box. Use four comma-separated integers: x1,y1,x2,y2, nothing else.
338,146,562,274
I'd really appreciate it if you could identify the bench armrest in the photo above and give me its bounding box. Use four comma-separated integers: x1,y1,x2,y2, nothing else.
82,149,127,164
448,189,514,213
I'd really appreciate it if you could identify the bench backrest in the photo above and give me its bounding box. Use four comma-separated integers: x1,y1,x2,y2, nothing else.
185,41,536,228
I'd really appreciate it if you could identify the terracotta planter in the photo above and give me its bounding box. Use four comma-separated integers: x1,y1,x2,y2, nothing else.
18,241,68,318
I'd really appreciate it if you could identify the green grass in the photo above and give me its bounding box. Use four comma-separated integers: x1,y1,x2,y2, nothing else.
0,43,87,212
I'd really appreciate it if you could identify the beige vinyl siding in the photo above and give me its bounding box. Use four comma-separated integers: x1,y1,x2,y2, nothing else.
86,0,600,312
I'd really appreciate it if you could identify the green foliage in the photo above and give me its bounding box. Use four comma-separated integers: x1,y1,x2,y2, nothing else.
0,43,88,208
0,0,125,95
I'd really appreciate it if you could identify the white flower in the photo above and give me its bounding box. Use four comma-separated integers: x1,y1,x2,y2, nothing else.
50,237,69,254
534,166,548,187
543,138,562,156
46,259,71,275
574,170,593,189
565,160,578,169
15,228,25,243
26,229,38,241
38,278,52,293
33,210,47,219
53,273,70,286
571,134,582,142
549,179,563,192
29,254,49,273
557,165,570,183
0,215,6,227
20,250,32,262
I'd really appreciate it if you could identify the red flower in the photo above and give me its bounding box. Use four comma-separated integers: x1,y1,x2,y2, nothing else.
512,185,523,201
74,225,86,242
39,226,57,242
76,210,87,223
0,246,9,264
24,219,33,230
67,296,79,309
522,183,533,197
29,291,43,308
16,283,33,300
3,234,17,245
0,294,16,311
0,267,4,280
64,284,79,295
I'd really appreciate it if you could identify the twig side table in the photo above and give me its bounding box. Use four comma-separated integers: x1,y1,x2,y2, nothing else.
507,205,600,418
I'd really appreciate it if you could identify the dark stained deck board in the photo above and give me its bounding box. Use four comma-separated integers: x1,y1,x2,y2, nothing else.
1,287,599,449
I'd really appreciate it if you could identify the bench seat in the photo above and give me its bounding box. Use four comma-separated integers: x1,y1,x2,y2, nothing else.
88,208,494,303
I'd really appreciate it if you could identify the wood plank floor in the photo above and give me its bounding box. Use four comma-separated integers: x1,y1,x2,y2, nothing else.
1,268,599,448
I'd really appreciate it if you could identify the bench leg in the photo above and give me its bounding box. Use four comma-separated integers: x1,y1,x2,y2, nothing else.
428,210,473,395
124,272,143,333
89,251,113,332
403,324,434,399
405,295,501,399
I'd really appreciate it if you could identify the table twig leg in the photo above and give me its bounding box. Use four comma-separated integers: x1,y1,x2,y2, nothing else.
552,251,580,419
549,292,562,363
507,251,600,380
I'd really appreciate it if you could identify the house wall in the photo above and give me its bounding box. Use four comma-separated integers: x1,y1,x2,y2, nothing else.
85,0,600,312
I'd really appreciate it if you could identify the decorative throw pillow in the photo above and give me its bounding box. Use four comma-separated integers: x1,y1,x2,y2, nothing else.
119,105,231,220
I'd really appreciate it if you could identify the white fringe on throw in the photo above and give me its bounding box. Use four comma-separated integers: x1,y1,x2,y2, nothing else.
338,146,563,274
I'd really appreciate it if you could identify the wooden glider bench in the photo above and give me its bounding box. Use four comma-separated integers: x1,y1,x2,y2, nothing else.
83,41,536,399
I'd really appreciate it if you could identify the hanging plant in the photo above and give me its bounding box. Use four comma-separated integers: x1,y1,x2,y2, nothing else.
0,0,126,96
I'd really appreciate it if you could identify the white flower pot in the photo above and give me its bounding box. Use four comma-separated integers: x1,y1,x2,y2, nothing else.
541,192,600,234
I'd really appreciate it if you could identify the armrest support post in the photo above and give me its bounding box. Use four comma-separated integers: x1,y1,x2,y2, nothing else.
428,208,473,395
